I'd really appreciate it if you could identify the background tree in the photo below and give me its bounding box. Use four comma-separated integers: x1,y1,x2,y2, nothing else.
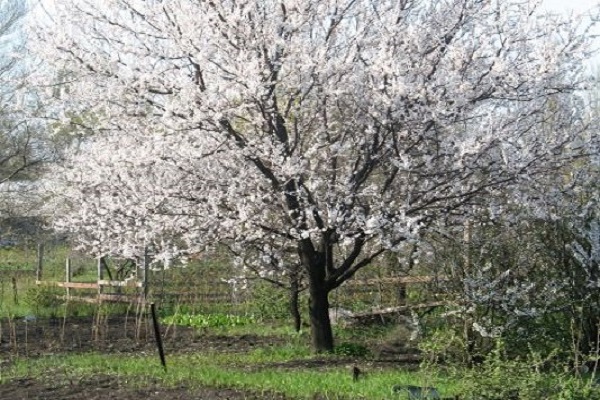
32,0,597,352
0,0,52,240
420,119,600,364
0,0,31,184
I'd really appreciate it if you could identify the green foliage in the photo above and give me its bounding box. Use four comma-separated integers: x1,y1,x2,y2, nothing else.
246,281,291,321
24,285,63,310
455,341,600,400
161,312,256,329
1,351,457,399
457,342,547,399
502,313,573,361
419,327,469,366
1,319,598,400
333,341,370,357
557,378,600,400
0,247,35,271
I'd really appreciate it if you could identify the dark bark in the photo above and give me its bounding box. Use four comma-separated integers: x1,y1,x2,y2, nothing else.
289,270,302,332
299,237,335,353
308,280,334,352
579,313,600,357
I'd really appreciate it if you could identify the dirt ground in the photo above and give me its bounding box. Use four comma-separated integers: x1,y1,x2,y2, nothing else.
0,314,290,399
0,314,418,399
0,377,285,400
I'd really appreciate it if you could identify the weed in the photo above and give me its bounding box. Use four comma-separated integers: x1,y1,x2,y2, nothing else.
452,340,600,400
333,341,370,357
161,312,256,329
25,286,63,311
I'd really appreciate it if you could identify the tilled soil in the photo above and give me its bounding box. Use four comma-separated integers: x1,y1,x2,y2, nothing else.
0,315,418,399
0,315,290,399
0,315,284,356
0,377,286,400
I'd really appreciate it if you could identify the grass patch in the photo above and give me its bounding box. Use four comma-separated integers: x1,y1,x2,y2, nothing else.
1,317,597,399
162,313,256,329
1,351,458,399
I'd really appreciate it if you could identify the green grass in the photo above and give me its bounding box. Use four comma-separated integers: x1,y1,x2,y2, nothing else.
0,350,459,399
1,309,598,399
1,245,597,398
0,311,456,398
0,247,36,271
0,245,73,317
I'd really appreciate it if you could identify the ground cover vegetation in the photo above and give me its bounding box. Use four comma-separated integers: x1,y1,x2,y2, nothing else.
1,245,600,399
0,0,599,397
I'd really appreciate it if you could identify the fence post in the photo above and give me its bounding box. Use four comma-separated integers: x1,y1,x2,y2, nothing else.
143,247,149,299
36,243,44,282
97,257,104,298
65,258,71,299
11,276,18,305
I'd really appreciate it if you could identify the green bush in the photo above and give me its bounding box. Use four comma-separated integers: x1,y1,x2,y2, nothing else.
246,281,291,321
456,341,600,400
419,327,469,365
25,285,64,311
333,341,370,357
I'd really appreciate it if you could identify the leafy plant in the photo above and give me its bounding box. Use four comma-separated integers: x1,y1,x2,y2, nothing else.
162,313,256,329
246,281,291,321
24,285,63,311
455,340,600,400
333,341,370,357
419,327,469,366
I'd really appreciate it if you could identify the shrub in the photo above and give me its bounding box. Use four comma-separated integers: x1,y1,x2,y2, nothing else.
246,281,292,321
456,341,600,400
25,285,63,311
333,341,370,357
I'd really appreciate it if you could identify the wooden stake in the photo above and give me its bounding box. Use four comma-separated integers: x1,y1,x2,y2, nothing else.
97,257,104,297
11,277,17,305
65,258,71,299
36,243,44,281
143,247,149,299
150,302,167,371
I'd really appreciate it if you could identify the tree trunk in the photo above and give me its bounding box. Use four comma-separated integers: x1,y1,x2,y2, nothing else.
308,281,334,352
289,271,302,332
298,237,335,353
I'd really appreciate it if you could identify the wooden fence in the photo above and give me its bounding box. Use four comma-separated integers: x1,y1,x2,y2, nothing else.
36,254,148,304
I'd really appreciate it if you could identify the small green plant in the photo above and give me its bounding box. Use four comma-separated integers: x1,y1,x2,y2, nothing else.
24,286,64,311
455,340,600,400
333,341,370,357
419,327,469,366
246,281,291,321
557,377,600,400
162,312,256,329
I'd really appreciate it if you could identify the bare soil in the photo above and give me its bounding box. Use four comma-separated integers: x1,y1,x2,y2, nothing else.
0,315,417,399
0,376,285,400
0,314,289,399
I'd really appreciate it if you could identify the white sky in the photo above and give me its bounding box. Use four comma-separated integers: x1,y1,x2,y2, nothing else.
542,0,599,13
541,0,600,68
28,0,600,66
30,0,600,22
31,1,600,14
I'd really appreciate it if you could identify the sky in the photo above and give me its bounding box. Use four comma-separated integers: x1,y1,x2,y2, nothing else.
542,0,600,68
28,0,600,66
542,0,599,13
30,0,600,22
31,0,600,15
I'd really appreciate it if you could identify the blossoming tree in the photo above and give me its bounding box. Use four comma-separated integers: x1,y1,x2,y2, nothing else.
0,1,31,186
0,0,51,221
31,0,596,351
